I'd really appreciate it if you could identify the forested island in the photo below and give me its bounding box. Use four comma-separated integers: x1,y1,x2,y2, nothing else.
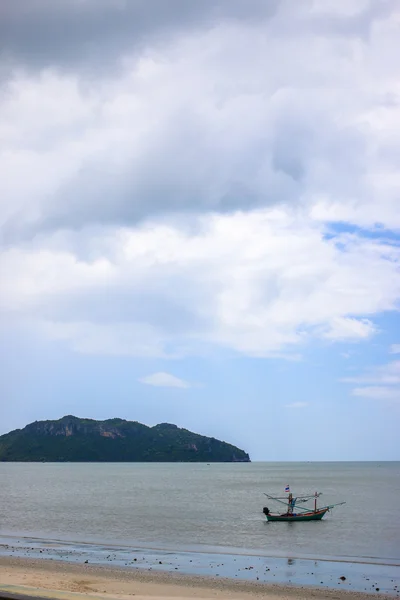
0,415,250,462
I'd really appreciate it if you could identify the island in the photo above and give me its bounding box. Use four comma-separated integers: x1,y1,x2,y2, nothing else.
0,415,250,462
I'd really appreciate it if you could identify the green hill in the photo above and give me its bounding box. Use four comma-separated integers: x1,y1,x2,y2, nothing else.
0,415,250,462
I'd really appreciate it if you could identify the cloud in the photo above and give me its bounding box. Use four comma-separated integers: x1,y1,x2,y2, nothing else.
322,317,376,341
343,359,400,402
41,322,174,358
139,372,191,388
342,360,400,385
1,1,400,365
0,0,278,75
352,386,400,401
390,344,400,354
285,402,309,409
1,0,396,77
1,1,400,243
1,209,399,358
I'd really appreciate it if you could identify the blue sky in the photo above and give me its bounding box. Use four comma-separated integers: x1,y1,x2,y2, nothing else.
0,0,399,460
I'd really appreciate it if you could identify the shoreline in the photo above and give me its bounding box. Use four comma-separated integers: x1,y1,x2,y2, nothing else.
2,533,398,568
0,556,392,600
0,538,398,597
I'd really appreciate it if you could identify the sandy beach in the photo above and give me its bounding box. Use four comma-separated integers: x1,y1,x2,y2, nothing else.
0,556,390,600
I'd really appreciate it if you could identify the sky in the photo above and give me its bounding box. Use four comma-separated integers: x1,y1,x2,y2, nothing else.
0,0,399,461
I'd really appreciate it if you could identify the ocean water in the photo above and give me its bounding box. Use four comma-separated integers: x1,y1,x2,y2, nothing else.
1,461,399,562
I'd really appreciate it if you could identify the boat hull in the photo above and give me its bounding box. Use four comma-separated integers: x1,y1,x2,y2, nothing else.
266,508,329,522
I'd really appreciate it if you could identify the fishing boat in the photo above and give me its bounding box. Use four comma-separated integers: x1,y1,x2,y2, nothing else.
263,488,345,522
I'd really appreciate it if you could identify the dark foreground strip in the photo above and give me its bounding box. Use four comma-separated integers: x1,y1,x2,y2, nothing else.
0,594,55,600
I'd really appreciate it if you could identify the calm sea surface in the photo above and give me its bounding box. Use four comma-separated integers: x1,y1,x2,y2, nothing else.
1,462,399,563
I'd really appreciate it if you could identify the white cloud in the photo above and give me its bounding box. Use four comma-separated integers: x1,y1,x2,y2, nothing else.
1,209,399,357
139,372,191,389
1,3,400,238
352,387,400,402
322,317,376,341
285,402,309,409
390,344,400,354
342,360,400,385
1,2,400,361
343,360,400,403
41,322,172,359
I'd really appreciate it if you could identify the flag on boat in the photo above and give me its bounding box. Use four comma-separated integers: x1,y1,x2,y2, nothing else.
285,485,290,492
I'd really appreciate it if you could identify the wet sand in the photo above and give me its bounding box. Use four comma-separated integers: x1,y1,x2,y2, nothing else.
0,556,392,600
0,557,390,600
1,535,399,596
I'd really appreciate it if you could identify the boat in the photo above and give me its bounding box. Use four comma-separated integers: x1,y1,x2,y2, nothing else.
262,488,345,522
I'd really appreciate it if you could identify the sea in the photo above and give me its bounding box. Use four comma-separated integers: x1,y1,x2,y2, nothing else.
1,461,399,596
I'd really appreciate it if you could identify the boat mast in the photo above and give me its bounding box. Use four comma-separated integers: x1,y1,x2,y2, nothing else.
288,492,293,515
314,491,317,513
